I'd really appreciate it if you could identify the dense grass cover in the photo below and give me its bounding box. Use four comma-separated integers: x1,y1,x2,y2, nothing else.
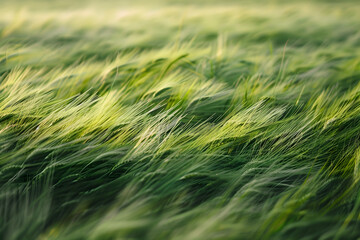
1,0,360,239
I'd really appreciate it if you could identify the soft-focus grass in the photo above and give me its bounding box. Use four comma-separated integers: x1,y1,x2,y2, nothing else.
0,0,360,239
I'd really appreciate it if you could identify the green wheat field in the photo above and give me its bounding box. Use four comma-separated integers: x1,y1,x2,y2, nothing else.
1,0,360,239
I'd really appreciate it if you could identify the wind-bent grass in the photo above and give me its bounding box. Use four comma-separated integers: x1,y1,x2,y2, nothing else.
0,0,360,239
